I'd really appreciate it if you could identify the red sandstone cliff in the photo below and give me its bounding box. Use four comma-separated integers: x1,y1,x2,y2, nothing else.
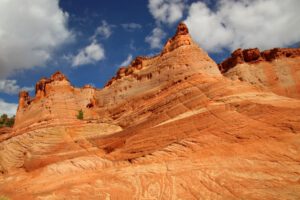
0,23,300,199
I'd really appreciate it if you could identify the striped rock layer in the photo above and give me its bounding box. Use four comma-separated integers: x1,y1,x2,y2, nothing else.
1,23,300,200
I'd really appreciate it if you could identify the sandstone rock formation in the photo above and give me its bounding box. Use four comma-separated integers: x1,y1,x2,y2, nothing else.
220,48,300,99
0,127,11,142
1,23,300,200
219,48,300,73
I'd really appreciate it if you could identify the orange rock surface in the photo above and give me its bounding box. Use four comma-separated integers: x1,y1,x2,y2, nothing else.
1,23,300,199
220,48,300,99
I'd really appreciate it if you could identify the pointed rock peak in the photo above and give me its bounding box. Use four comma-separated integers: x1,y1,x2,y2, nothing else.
175,22,189,36
162,22,192,54
50,71,69,82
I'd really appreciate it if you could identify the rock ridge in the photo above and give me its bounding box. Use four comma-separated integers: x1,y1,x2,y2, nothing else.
105,22,205,87
219,48,300,73
105,56,152,87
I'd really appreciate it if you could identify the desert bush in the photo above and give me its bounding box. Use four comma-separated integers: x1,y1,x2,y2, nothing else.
77,109,84,120
6,116,15,127
0,114,15,127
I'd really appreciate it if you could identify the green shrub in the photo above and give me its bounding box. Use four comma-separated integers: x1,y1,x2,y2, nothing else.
6,116,15,127
77,109,84,120
0,114,15,127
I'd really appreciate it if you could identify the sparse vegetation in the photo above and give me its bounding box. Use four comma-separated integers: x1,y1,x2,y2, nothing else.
0,114,15,128
0,196,10,200
77,109,84,120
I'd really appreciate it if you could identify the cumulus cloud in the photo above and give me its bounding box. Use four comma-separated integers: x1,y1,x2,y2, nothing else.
0,80,34,95
145,27,167,49
148,0,186,25
72,40,105,67
185,0,300,52
91,20,113,40
121,23,142,32
119,54,133,67
0,0,73,78
0,99,18,116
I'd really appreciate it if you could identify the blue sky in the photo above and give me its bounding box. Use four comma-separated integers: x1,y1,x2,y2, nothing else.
0,0,300,116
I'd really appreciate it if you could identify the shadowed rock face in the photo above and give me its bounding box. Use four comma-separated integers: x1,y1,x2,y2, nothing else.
18,90,30,110
1,23,300,200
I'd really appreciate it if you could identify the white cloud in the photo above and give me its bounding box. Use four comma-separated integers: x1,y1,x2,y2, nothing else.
185,0,300,52
121,23,142,31
148,0,186,25
119,54,133,67
0,99,18,117
129,40,137,51
72,40,105,67
0,0,73,78
145,27,167,49
91,20,112,40
0,79,34,95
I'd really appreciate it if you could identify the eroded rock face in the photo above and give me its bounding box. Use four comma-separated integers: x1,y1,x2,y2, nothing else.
243,48,261,62
104,23,218,88
50,71,69,81
105,56,150,87
1,23,300,199
162,22,192,54
18,90,30,110
34,71,70,99
262,48,300,61
35,78,50,99
14,71,97,130
219,48,300,73
221,48,300,99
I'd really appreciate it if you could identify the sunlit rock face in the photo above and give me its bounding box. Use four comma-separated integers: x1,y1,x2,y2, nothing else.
1,23,300,200
220,48,300,99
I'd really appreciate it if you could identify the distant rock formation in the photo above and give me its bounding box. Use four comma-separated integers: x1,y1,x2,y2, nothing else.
219,48,300,73
219,48,300,99
1,23,300,200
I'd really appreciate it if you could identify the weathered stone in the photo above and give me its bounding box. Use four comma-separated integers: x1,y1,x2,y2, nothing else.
1,23,300,200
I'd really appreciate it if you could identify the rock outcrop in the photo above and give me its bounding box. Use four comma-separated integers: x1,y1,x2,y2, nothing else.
13,71,100,131
162,22,192,54
35,71,70,99
220,48,300,99
18,90,31,110
1,23,300,200
219,48,300,73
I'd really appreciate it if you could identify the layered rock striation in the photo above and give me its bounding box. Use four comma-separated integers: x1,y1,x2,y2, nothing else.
0,23,300,200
